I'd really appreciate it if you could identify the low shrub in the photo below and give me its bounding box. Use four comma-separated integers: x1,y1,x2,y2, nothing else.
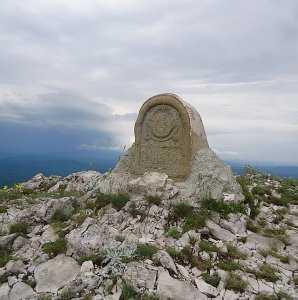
166,227,182,239
145,195,161,206
226,243,247,259
135,244,158,259
199,240,218,253
202,272,220,287
51,208,73,223
256,264,280,283
120,282,138,300
0,206,7,213
218,259,242,271
42,238,67,258
182,211,207,232
201,197,246,217
172,203,193,219
0,245,11,267
110,193,130,210
9,222,29,234
225,273,247,293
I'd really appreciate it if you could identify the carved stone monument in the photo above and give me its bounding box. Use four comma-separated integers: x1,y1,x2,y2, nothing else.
133,93,209,180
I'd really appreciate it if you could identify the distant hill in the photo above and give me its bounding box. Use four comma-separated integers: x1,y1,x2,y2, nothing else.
0,153,297,187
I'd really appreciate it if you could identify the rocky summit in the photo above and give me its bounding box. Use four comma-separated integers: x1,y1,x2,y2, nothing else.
0,94,297,300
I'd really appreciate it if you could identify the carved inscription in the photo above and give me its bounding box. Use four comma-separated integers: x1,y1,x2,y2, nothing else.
138,104,187,178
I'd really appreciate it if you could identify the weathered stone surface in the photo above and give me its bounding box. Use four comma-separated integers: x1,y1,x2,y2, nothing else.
246,233,284,251
123,262,158,291
128,172,178,199
0,283,10,300
134,94,209,180
206,220,236,242
157,270,207,300
195,277,219,297
34,254,80,293
9,282,36,300
153,250,177,274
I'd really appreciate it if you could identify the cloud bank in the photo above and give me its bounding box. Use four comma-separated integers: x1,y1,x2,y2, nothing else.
0,0,297,164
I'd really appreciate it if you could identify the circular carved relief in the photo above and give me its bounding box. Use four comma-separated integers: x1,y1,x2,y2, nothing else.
143,105,180,141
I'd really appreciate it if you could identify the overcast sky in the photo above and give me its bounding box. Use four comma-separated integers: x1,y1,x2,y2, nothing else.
0,0,297,165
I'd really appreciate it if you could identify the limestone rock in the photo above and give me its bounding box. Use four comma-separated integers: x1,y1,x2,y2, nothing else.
0,283,10,300
49,170,102,193
5,260,26,275
206,220,236,242
153,250,177,274
34,254,80,293
9,282,36,300
128,172,178,199
195,277,219,297
179,148,244,202
157,270,207,300
246,233,284,251
66,217,119,256
123,262,158,291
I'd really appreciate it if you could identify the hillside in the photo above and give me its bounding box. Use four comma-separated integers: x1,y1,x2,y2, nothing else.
0,168,297,299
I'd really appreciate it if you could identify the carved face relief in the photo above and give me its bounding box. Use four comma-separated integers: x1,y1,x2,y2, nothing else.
137,104,187,178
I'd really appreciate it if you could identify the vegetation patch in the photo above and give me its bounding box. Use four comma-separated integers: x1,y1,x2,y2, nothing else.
135,244,158,260
202,272,220,287
201,197,246,217
218,259,242,271
0,245,12,267
166,227,182,239
226,243,247,259
51,208,73,223
182,211,207,232
225,273,247,293
42,238,67,258
9,222,29,234
237,176,259,219
0,206,7,213
256,263,280,283
199,240,218,253
145,195,161,206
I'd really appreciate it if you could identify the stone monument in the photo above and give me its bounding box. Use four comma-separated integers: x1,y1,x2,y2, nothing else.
133,93,209,180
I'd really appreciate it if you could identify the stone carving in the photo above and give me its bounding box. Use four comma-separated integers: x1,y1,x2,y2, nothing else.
134,93,209,180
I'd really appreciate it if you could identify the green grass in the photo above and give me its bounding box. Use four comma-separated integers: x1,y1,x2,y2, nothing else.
166,246,182,261
202,272,220,287
255,292,293,300
226,244,247,259
218,259,242,271
87,192,130,212
0,206,7,213
237,176,259,219
110,193,130,210
201,197,246,217
166,227,182,239
135,244,158,259
120,282,138,300
42,238,67,258
172,202,193,219
199,240,218,253
182,211,207,232
225,273,247,293
51,208,73,223
145,195,162,206
0,245,12,267
9,222,29,234
256,264,280,283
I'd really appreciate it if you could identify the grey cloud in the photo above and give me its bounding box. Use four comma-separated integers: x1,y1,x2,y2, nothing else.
0,0,297,164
